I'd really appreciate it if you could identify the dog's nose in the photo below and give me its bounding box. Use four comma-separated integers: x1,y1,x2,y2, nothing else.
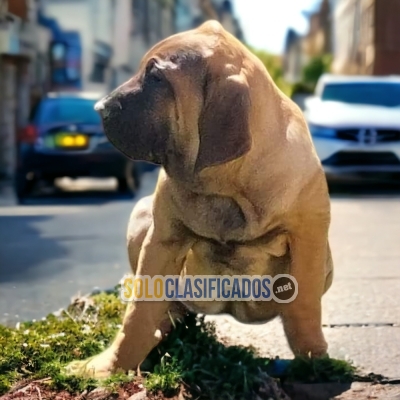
94,95,122,118
94,98,107,112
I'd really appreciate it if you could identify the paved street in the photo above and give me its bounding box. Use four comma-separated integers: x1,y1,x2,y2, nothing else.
0,171,399,378
0,172,158,325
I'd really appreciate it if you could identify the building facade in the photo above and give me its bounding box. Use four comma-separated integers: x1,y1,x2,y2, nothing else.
37,2,83,93
283,0,332,84
332,0,400,75
42,0,115,93
211,0,244,40
128,0,177,78
41,0,180,92
176,0,205,32
0,0,52,179
284,29,307,84
0,0,243,186
129,0,243,80
41,0,244,92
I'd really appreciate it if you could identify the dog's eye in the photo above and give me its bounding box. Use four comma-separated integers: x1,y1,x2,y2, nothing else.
145,59,163,84
147,70,163,83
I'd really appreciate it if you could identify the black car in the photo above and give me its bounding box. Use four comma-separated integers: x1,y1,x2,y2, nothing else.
15,92,143,201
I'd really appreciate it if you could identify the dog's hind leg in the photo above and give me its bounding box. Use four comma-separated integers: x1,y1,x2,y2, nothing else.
127,195,154,274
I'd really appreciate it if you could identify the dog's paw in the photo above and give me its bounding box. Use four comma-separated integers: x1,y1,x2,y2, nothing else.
296,341,328,359
65,350,123,379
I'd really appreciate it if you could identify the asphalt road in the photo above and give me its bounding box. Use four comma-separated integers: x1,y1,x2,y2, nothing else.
0,171,399,377
0,172,158,325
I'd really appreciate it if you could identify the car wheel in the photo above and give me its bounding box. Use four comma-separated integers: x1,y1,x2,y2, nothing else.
15,171,36,202
117,162,141,195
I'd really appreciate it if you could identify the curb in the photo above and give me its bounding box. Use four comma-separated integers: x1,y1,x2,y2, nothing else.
282,381,400,400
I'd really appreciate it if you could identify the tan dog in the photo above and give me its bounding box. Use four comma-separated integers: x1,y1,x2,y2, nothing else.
72,20,333,378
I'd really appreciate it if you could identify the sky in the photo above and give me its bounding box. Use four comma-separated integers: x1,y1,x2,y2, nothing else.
232,0,322,54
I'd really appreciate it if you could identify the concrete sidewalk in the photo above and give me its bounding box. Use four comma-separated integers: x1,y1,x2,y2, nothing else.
208,195,400,380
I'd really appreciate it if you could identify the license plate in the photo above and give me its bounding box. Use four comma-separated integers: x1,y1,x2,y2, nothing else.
54,133,89,148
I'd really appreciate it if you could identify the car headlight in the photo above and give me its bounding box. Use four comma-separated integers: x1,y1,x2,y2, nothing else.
308,124,336,138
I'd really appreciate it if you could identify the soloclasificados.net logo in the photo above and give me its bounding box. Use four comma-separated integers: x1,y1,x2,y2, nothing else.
119,274,298,303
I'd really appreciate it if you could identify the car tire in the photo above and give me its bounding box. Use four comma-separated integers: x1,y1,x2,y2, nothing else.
15,171,36,203
117,162,141,195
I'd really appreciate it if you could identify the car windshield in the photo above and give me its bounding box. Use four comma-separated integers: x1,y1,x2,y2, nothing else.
321,82,400,107
35,97,101,125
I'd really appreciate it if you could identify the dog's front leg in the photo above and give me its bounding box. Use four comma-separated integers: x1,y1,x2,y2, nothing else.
68,219,192,378
109,223,192,372
281,213,330,358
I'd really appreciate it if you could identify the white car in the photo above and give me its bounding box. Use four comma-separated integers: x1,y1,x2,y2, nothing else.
304,74,400,179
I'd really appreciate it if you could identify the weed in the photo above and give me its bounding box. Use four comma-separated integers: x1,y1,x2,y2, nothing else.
145,354,182,395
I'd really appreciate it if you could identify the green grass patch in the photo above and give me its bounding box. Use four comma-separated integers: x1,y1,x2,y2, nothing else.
285,356,356,384
0,291,126,395
144,313,272,398
0,289,357,399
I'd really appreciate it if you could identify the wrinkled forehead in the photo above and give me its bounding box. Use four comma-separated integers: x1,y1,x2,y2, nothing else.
138,29,220,73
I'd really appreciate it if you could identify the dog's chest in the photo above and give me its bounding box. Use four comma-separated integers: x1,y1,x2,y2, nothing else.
177,192,247,242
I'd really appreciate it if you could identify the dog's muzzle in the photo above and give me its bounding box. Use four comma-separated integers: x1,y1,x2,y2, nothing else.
94,92,160,163
95,95,122,120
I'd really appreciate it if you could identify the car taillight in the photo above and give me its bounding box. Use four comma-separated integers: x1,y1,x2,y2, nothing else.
20,125,38,144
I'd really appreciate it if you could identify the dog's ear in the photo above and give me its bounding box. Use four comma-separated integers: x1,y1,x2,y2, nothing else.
195,75,252,172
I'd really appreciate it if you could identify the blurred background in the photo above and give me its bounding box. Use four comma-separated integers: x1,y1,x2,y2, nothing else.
0,3,399,376
1,0,400,201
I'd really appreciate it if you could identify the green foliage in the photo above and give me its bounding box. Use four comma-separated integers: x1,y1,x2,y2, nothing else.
144,313,271,399
287,355,356,383
0,290,357,399
248,47,293,97
301,54,333,92
145,354,182,395
291,81,315,96
0,292,126,395
103,372,136,394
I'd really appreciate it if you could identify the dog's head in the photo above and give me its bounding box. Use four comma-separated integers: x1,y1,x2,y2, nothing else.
95,21,252,177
